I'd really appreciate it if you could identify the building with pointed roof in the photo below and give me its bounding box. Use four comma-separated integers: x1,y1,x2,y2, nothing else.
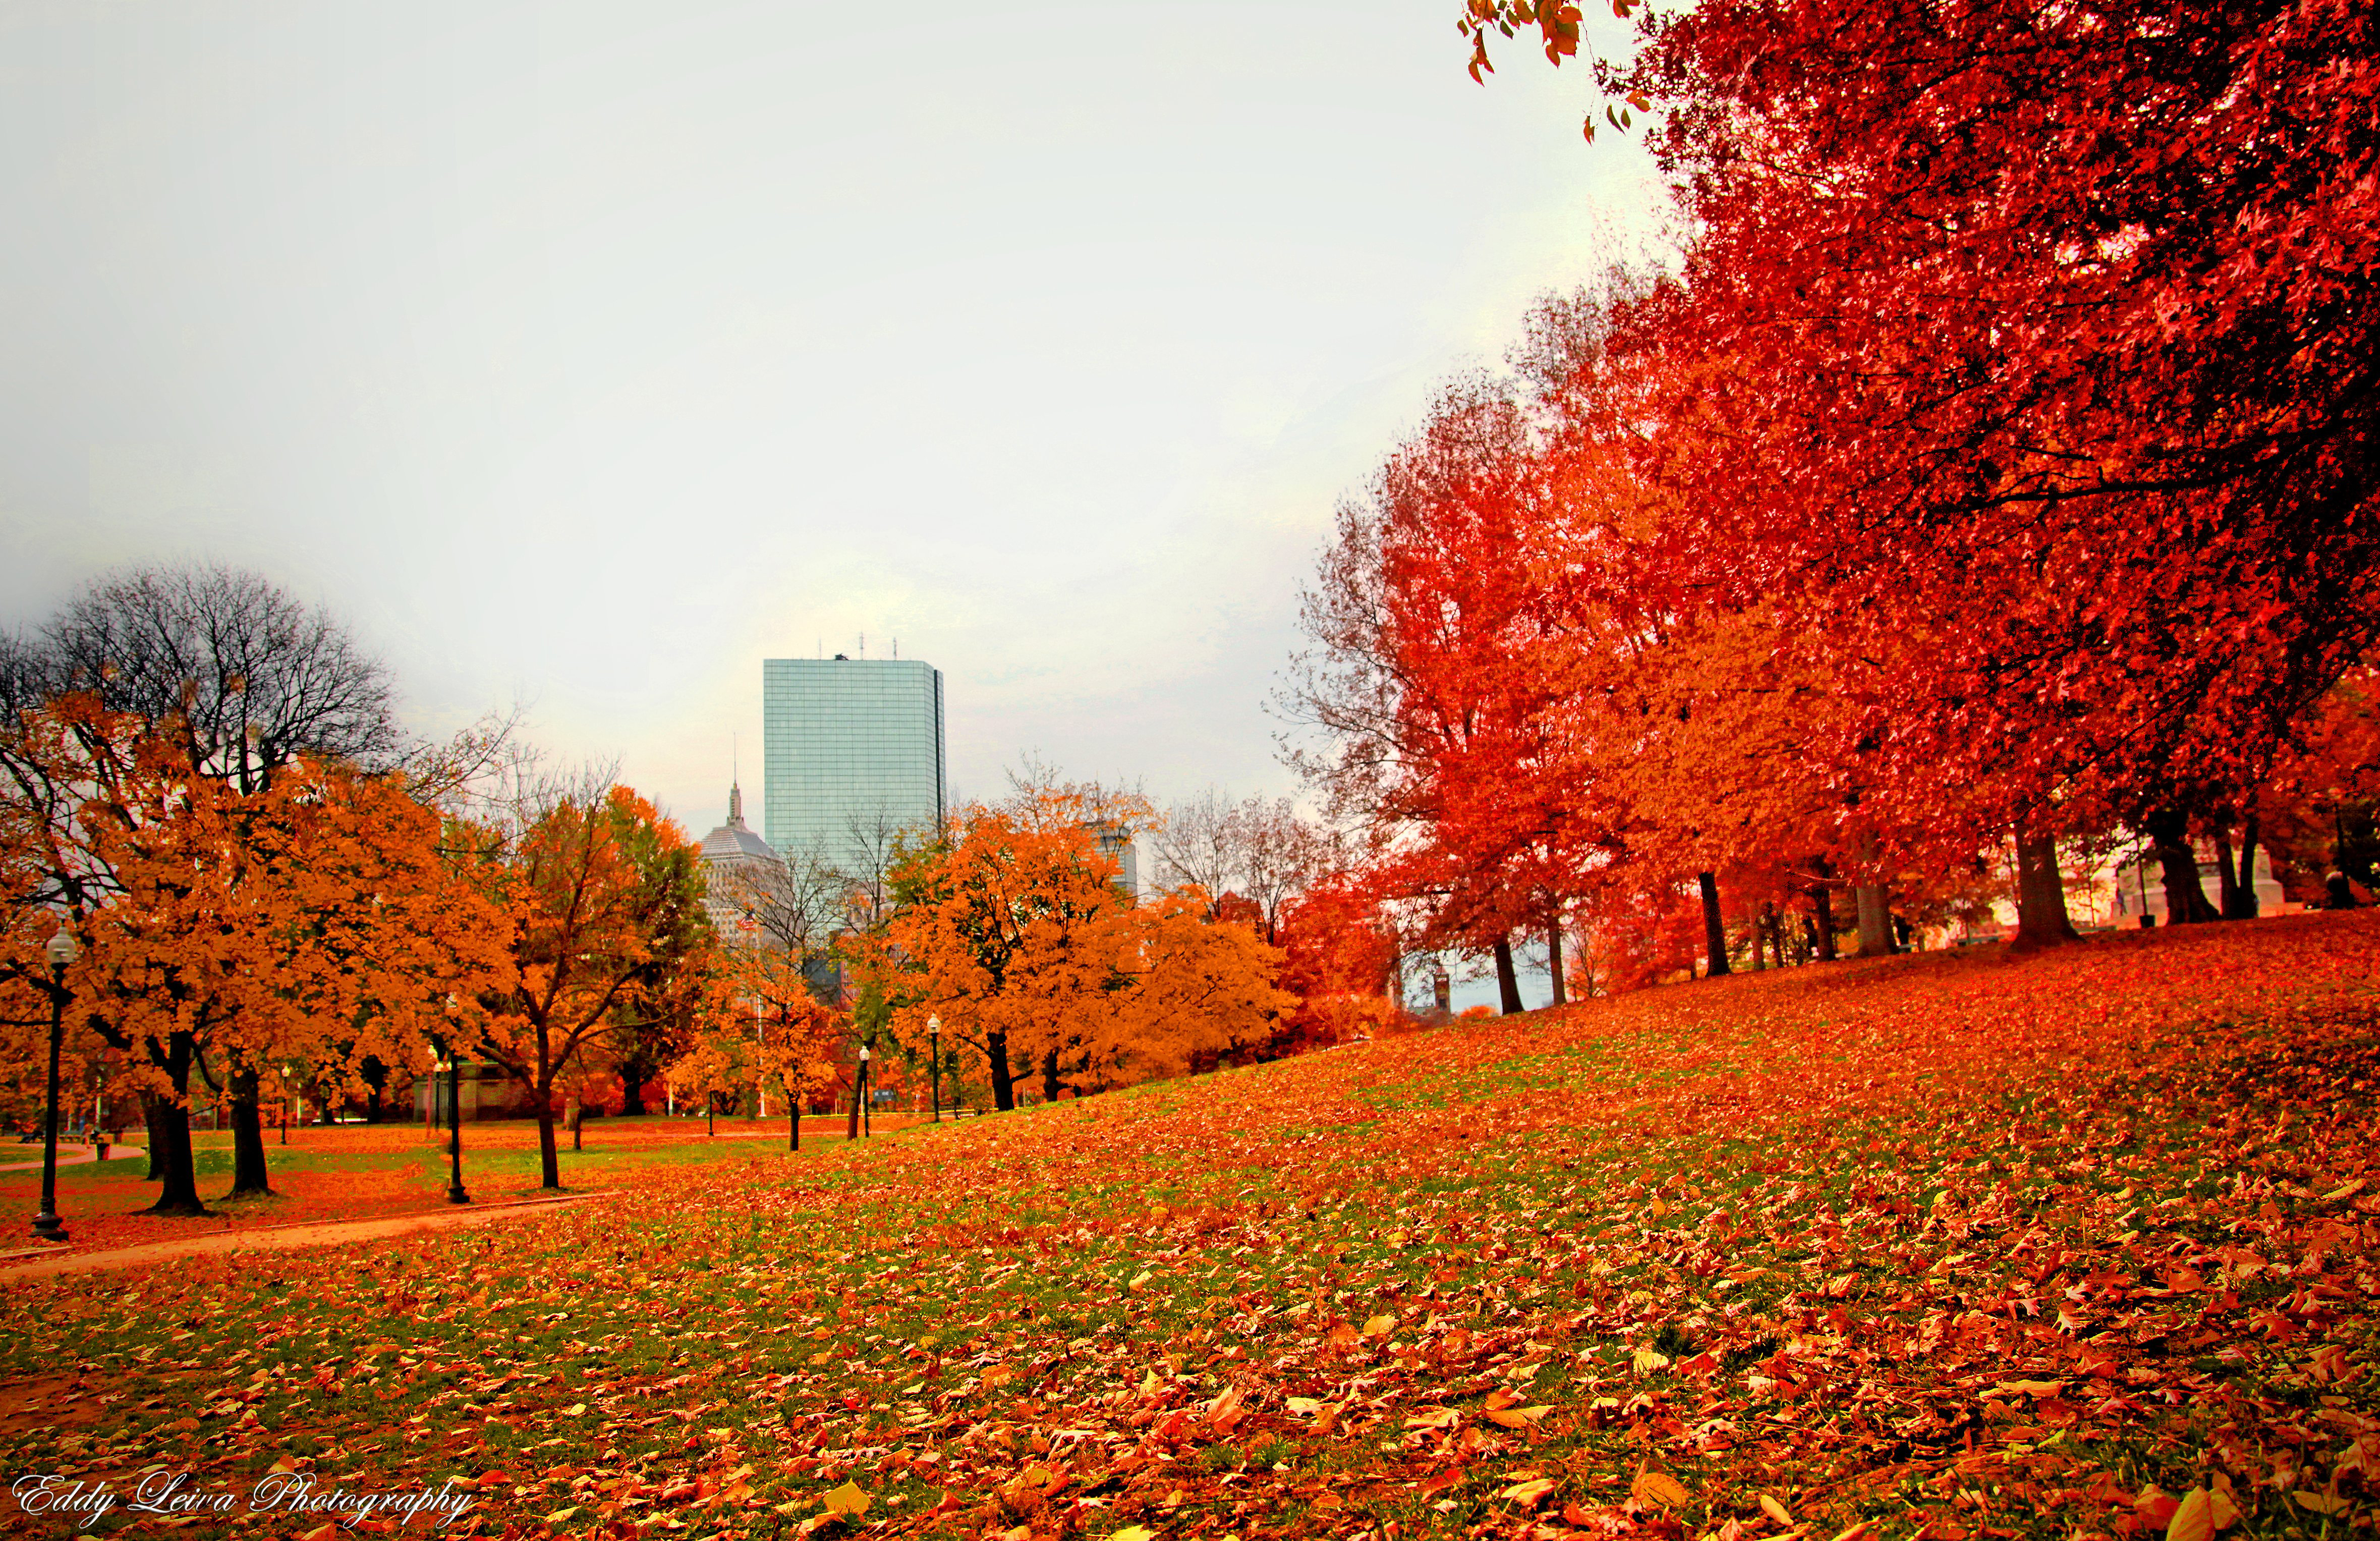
697,782,787,942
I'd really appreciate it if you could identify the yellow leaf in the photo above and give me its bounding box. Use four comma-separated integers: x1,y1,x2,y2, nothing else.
1761,1494,1794,1526
1128,1271,1153,1290
1486,1404,1552,1428
1362,1313,1396,1339
1633,1347,1671,1374
1630,1468,1689,1508
544,1508,580,1525
2209,1475,2242,1529
1284,1396,1323,1415
562,1402,588,1417
1107,1529,1159,1541
2319,1178,2364,1202
2167,1490,2216,1541
267,1457,298,1475
1484,1387,1520,1411
1501,1477,1557,1504
822,1480,871,1518
1403,1407,1460,1429
2292,1492,2348,1517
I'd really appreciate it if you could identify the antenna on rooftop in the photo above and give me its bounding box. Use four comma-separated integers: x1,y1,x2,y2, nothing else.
892,637,898,659
859,633,866,659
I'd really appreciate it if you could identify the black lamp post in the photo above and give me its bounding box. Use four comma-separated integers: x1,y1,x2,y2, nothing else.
858,1042,871,1138
928,1015,940,1123
445,1053,471,1209
32,923,79,1243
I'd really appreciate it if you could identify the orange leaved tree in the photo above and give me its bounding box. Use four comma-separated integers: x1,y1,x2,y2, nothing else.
855,788,1294,1108
461,775,713,1188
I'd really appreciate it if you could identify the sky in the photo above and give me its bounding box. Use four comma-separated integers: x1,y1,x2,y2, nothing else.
0,1,1669,851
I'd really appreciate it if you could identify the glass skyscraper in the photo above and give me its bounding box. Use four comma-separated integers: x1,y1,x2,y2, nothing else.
761,657,946,872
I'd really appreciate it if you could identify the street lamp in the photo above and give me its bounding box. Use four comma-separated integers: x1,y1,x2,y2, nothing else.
32,923,79,1243
859,1042,872,1138
928,1016,941,1123
442,1047,470,1204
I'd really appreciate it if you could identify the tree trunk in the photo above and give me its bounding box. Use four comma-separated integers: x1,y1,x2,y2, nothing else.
534,1086,561,1189
227,1061,272,1197
1041,1047,1062,1103
1811,883,1839,962
2009,828,2081,951
141,1033,208,1217
1493,937,1524,1014
988,1029,1015,1112
570,1094,585,1151
142,1089,168,1180
789,1081,801,1151
1852,885,1894,957
1697,871,1732,977
2231,815,2262,919
621,1072,648,1118
2144,807,2218,923
1545,909,1567,1005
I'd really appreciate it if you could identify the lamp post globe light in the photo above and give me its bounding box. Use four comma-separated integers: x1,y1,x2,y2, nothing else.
928,1015,940,1123
32,923,80,1243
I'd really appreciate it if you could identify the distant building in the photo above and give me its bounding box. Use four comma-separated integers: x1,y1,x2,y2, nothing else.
762,657,946,872
1088,822,1139,900
697,781,788,942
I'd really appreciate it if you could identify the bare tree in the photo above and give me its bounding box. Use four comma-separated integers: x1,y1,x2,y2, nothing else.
43,564,399,793
841,805,916,930
1148,788,1334,943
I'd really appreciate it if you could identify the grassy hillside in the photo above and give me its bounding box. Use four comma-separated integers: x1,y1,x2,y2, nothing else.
3,911,2375,1540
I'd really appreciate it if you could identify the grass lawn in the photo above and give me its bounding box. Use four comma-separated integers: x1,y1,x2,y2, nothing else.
0,1117,906,1256
2,912,2374,1541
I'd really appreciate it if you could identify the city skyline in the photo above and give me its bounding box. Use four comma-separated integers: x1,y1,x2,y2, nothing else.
0,3,1667,841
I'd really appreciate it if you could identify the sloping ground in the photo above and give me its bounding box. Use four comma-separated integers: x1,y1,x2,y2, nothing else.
0,1118,878,1257
1,913,2374,1541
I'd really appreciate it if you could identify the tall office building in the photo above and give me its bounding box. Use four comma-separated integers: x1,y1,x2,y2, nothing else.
761,656,946,872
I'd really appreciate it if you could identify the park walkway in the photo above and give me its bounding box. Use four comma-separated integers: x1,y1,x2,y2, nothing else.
0,1189,611,1283
0,1145,146,1175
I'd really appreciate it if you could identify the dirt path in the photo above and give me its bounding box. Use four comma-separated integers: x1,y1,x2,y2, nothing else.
0,1145,147,1175
0,1190,613,1282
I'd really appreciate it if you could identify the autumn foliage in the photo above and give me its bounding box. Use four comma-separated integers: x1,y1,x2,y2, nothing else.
851,787,1296,1111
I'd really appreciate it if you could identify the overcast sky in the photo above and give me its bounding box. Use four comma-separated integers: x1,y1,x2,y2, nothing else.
0,1,1667,840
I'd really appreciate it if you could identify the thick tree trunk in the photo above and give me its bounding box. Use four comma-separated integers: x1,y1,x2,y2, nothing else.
2215,820,2262,919
569,1094,584,1151
1697,872,1732,977
1545,912,1566,1006
2009,829,2082,951
1493,937,1524,1014
1853,885,1895,957
988,1030,1014,1112
142,1089,168,1180
621,1072,648,1118
2143,808,2217,923
1811,883,1839,962
534,1080,561,1189
227,1062,272,1197
789,1082,801,1151
142,1034,208,1217
2232,816,2262,919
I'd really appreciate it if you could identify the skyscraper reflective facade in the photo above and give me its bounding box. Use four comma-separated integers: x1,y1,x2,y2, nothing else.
761,657,945,873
